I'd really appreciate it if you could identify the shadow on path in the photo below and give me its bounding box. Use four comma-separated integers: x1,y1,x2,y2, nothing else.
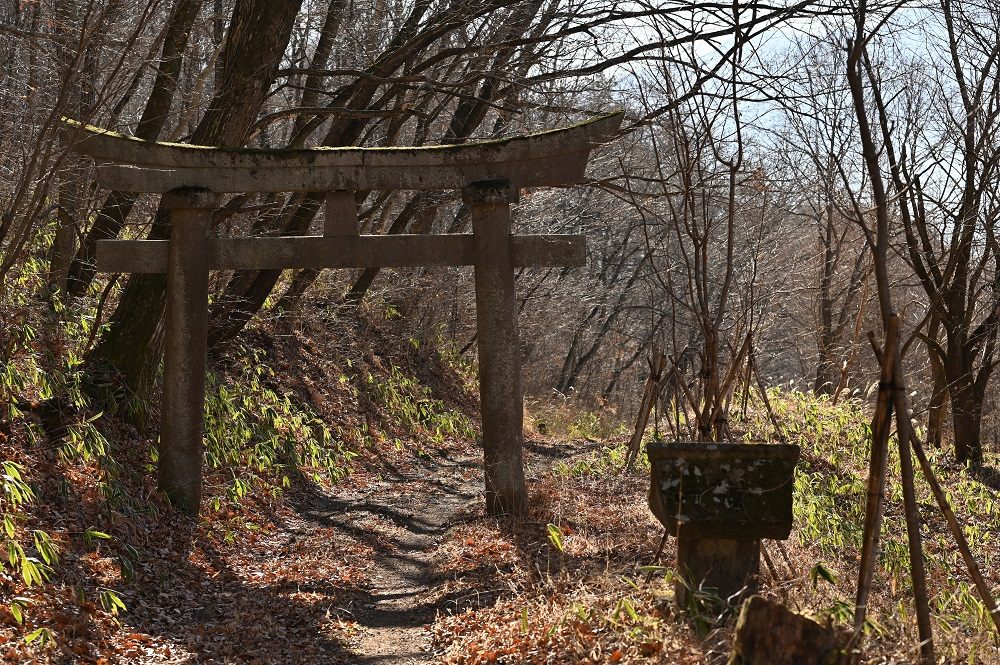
96,449,484,663
284,450,485,664
114,515,362,663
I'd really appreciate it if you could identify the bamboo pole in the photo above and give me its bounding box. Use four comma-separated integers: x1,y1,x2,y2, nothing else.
855,313,992,658
908,430,1000,636
624,346,667,470
853,317,898,634
889,346,934,662
749,351,782,441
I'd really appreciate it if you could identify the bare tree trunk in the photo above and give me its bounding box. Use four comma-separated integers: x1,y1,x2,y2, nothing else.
67,0,203,296
948,372,983,466
697,326,719,440
814,201,837,395
813,354,838,396
87,0,305,416
926,364,949,449
48,0,90,297
624,346,667,469
926,317,948,448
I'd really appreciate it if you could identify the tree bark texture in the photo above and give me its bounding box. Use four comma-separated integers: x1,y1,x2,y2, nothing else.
67,0,203,296
86,0,305,411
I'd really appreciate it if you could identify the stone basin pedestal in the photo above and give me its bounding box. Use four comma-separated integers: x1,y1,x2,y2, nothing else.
647,442,800,608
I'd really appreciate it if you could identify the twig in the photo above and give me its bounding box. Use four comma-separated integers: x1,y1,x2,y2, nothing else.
85,274,120,355
749,350,782,441
760,542,780,583
624,346,668,470
645,527,670,583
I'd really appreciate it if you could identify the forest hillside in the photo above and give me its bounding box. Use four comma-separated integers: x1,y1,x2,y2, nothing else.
1,300,998,662
2,0,1000,663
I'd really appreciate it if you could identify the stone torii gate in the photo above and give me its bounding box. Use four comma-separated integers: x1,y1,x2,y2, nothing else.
66,112,622,517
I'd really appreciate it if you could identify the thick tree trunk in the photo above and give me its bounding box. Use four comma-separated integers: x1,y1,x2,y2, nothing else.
86,0,305,412
927,350,948,449
946,362,983,466
190,1,304,148
698,324,719,441
67,0,202,296
87,211,170,429
815,202,836,396
206,194,321,348
814,353,838,396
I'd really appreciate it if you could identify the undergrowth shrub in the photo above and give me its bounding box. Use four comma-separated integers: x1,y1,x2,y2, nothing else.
742,389,998,646
1,461,55,591
535,389,998,656
552,441,642,478
364,362,476,444
435,337,478,391
525,397,627,441
203,346,357,507
0,260,131,640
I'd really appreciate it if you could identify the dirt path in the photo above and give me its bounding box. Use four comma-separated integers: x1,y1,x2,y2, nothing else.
108,444,488,664
108,441,575,663
292,449,483,663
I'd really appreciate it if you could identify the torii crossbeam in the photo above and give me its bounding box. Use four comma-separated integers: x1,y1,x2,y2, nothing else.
66,112,622,517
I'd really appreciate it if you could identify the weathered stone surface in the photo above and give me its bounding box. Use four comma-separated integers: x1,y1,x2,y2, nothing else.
324,191,357,236
64,112,624,193
160,187,220,210
95,234,586,273
158,192,214,515
728,596,853,665
675,536,760,607
648,442,800,540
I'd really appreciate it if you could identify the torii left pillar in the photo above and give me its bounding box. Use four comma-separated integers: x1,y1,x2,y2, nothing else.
159,187,217,514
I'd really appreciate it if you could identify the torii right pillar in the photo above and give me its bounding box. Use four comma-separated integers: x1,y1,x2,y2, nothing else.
464,180,528,516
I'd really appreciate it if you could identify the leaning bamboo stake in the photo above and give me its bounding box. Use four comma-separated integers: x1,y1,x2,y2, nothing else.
888,345,934,662
624,346,668,470
853,318,898,634
908,429,1000,636
707,332,752,438
749,351,783,441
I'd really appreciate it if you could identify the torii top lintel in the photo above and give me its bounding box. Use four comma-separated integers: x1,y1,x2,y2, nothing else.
63,112,623,194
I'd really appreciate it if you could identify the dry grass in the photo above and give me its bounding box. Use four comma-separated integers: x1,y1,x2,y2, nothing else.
2,301,997,663
429,393,1000,664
